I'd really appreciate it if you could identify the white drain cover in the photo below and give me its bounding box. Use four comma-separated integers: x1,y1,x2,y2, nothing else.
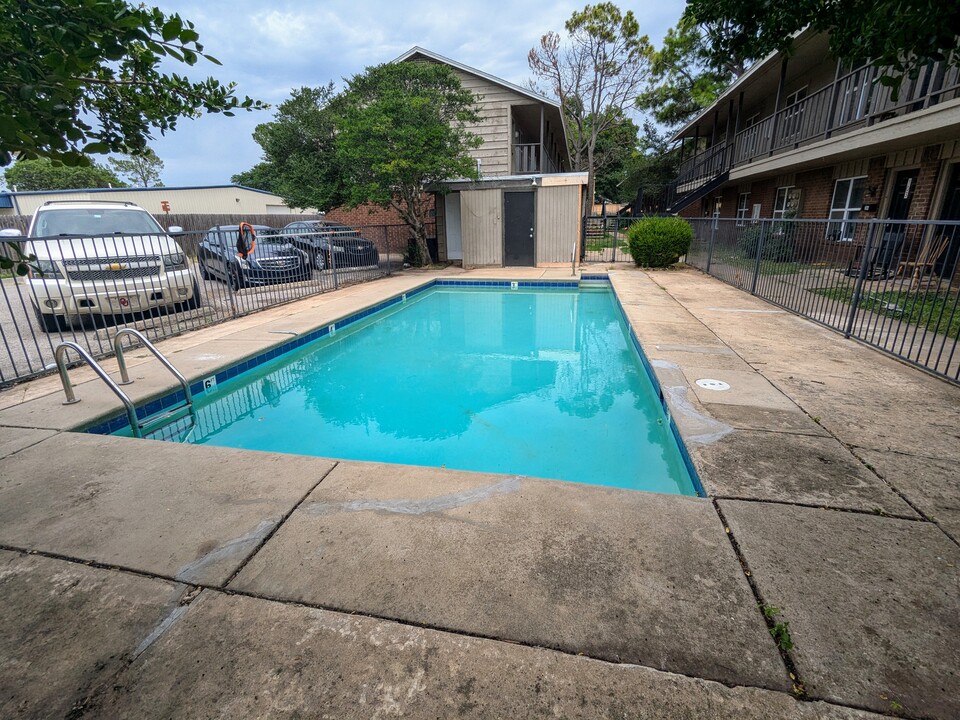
696,378,731,391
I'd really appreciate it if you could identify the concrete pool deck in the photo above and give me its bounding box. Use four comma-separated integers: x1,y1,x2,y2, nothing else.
0,265,957,719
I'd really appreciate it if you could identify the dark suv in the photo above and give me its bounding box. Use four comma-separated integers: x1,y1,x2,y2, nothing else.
197,225,310,290
281,220,380,270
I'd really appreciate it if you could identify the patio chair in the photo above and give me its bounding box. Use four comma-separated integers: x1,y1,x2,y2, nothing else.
844,228,903,279
896,234,950,290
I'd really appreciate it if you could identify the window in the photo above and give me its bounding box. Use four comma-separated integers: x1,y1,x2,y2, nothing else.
781,87,808,142
827,176,867,241
773,186,801,220
736,193,750,225
836,65,873,126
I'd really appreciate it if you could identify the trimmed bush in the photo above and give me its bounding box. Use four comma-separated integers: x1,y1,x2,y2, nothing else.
626,216,693,268
736,223,795,262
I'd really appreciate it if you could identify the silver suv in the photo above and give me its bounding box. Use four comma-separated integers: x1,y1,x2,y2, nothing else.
8,201,200,331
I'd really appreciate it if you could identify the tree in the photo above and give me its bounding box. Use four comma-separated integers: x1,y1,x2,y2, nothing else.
108,148,164,187
335,62,482,266
232,163,282,195
0,0,265,275
4,158,125,191
621,122,681,213
686,0,960,94
636,16,743,127
592,110,640,203
529,3,653,207
233,86,345,211
0,0,266,168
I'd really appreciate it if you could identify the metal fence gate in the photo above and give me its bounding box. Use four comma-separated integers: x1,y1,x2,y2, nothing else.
685,217,960,383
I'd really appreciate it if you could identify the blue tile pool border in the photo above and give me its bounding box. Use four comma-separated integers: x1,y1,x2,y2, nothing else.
84,273,706,498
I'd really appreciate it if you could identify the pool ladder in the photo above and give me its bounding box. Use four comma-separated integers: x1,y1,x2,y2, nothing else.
54,328,194,439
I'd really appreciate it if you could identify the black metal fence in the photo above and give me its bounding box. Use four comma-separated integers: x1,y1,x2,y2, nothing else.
685,217,960,383
0,222,430,386
582,215,639,263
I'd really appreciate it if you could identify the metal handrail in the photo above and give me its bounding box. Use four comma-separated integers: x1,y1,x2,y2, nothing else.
54,341,142,438
113,328,193,405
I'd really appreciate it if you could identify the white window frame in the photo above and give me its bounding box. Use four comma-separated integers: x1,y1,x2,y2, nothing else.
773,186,800,220
827,176,867,242
736,192,750,226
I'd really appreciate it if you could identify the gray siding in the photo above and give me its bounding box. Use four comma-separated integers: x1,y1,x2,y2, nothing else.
451,69,532,177
536,185,582,263
461,189,502,266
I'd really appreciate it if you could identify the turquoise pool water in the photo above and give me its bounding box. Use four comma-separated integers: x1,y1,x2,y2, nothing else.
120,285,696,495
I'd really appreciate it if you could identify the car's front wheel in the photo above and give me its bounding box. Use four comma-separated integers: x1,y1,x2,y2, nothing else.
33,304,66,333
314,249,327,271
175,280,203,312
229,267,245,291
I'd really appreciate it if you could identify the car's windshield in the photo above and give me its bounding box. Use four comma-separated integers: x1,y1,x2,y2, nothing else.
32,208,165,237
213,228,286,246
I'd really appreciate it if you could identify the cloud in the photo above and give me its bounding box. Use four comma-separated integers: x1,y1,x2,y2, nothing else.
149,0,686,186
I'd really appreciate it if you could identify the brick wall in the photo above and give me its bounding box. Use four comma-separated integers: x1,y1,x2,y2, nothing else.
795,167,836,218
325,194,436,231
908,145,943,221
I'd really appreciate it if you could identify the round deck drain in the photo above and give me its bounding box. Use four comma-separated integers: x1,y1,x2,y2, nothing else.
696,378,730,391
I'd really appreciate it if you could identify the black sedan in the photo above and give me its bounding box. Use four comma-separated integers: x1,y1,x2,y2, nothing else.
281,220,380,270
197,225,310,290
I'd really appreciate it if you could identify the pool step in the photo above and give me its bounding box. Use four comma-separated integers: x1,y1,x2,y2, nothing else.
139,403,193,439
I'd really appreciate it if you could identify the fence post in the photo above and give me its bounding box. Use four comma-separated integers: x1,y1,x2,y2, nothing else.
580,215,586,262
844,221,878,338
705,221,717,274
750,220,767,295
331,239,339,290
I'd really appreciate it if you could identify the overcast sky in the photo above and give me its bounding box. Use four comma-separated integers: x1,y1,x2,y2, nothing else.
150,0,687,187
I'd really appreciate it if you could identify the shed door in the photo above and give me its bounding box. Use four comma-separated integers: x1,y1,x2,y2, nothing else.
445,193,463,260
504,192,535,266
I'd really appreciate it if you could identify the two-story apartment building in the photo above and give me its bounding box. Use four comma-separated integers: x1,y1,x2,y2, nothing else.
668,29,960,275
393,47,587,268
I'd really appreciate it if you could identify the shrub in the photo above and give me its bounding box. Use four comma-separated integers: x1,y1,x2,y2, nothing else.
736,223,794,262
626,216,693,268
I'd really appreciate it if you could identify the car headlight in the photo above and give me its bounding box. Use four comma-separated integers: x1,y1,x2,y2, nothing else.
30,259,62,279
235,256,250,269
163,253,187,270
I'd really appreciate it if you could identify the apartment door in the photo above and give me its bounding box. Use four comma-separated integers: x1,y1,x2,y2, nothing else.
878,169,919,272
504,191,535,266
888,169,919,220
936,163,960,277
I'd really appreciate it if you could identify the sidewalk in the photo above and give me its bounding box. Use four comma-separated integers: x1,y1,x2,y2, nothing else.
0,265,956,719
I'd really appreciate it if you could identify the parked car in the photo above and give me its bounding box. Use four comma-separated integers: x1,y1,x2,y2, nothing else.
281,220,380,270
5,200,199,332
197,225,310,290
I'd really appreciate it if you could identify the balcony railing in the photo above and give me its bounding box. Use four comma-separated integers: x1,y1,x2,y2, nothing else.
676,57,960,192
513,143,558,175
734,59,960,166
676,141,728,188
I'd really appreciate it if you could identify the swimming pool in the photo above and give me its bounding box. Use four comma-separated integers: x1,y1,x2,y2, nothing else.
105,280,700,496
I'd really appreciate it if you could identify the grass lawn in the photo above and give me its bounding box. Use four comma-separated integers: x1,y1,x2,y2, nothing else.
811,286,960,338
585,233,627,252
715,254,805,276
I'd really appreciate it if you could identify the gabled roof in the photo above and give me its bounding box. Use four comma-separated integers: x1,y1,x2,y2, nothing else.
670,26,818,142
393,46,560,108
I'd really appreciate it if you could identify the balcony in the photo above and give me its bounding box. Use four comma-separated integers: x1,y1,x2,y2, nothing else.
513,143,559,175
668,57,960,211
